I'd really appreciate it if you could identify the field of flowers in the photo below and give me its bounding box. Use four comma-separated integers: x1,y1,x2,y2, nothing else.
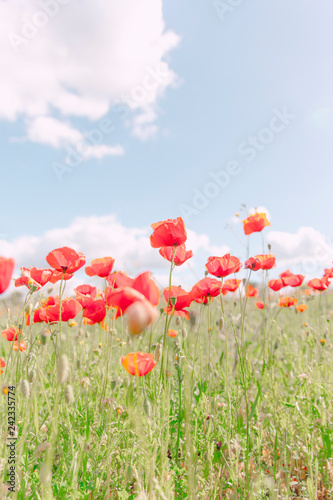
1,213,333,499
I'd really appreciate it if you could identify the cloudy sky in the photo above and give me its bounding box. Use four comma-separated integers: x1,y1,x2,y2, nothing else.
1,0,333,290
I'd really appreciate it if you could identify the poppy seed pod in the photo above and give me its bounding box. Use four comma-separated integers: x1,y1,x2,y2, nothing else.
57,354,69,385
21,379,30,398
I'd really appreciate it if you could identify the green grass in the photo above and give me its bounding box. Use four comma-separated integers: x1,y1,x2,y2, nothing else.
1,290,333,499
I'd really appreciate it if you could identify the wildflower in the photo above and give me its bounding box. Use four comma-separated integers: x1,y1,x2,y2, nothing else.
0,358,5,375
159,244,193,266
1,327,21,342
13,340,27,352
256,302,265,309
46,247,85,274
74,284,98,308
244,257,261,271
0,257,15,295
255,254,276,270
34,297,82,324
206,254,242,278
269,279,284,291
190,277,221,304
163,286,192,319
168,329,178,338
107,271,134,288
279,297,298,308
83,299,107,325
222,279,241,295
308,277,330,291
243,212,270,235
247,284,259,297
85,257,115,278
296,304,307,313
15,267,53,291
280,270,304,287
121,352,157,377
320,339,326,346
132,271,160,306
150,217,187,248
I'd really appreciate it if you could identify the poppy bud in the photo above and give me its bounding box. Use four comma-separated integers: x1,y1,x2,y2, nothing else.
189,310,198,327
175,317,181,326
181,327,188,339
57,354,69,385
65,384,74,404
268,244,272,251
155,343,162,362
25,304,33,315
218,317,224,331
21,379,30,398
28,370,36,383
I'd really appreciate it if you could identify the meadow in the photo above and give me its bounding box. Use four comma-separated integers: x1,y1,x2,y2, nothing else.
0,214,333,500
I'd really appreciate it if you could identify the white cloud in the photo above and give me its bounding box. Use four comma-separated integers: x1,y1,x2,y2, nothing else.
0,0,180,145
19,116,125,159
0,214,229,294
268,226,333,275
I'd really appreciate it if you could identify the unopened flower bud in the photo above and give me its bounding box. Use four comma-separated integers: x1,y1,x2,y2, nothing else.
143,397,151,418
155,343,162,362
28,370,36,383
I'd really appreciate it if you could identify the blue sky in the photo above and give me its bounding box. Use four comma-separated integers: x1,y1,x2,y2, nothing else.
1,0,333,285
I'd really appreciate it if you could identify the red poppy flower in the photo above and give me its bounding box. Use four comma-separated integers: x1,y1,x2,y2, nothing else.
324,268,333,278
279,296,298,308
46,247,85,274
49,270,74,284
121,352,157,377
205,254,242,278
168,329,178,338
15,267,53,291
246,284,259,298
243,212,270,236
190,277,221,304
85,257,115,278
0,357,5,374
255,254,276,270
222,279,241,295
244,257,261,271
256,301,265,309
308,277,330,291
82,299,107,325
163,286,192,319
13,340,27,352
150,217,187,248
159,244,193,266
34,297,82,323
132,271,160,306
280,270,304,287
105,287,146,313
1,327,22,342
268,279,284,292
0,257,15,294
74,285,98,309
107,271,134,289
296,304,308,312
